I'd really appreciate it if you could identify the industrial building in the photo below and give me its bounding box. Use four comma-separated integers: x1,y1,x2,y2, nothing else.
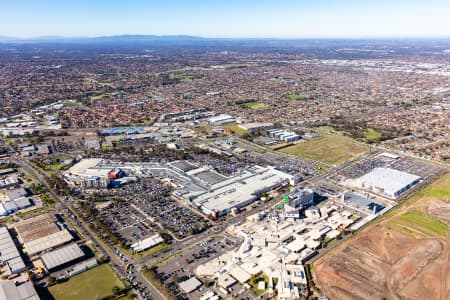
6,188,28,202
355,168,421,198
238,122,273,132
0,281,39,300
184,166,294,217
59,257,98,279
0,227,26,275
208,114,236,125
0,197,32,216
0,176,19,189
0,169,16,177
267,129,301,143
16,215,74,257
14,214,60,243
24,229,73,256
40,243,85,271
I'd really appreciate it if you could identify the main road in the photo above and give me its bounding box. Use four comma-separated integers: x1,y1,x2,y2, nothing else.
6,149,167,300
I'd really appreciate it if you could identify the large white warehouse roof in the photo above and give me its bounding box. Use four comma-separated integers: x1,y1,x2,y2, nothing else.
357,167,420,198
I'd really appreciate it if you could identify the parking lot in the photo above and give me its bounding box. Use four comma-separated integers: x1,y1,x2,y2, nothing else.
389,157,443,178
188,152,245,176
339,155,393,179
153,235,245,299
94,177,210,242
133,195,210,240
98,201,158,247
234,140,323,179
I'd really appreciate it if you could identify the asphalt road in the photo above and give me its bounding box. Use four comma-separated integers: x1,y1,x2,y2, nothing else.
7,151,167,300
1,137,387,300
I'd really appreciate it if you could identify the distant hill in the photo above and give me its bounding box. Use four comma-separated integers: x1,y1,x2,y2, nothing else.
0,36,19,42
1,35,450,56
0,34,206,44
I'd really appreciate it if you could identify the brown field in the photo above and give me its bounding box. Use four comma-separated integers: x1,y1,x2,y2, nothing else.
313,172,450,300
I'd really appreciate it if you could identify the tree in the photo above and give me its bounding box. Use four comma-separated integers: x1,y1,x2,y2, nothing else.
47,276,56,286
112,286,121,296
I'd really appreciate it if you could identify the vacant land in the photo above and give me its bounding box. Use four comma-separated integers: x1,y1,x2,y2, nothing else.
89,93,109,101
236,101,269,110
424,173,450,201
168,73,202,83
279,135,367,165
313,171,450,300
49,264,125,300
285,93,308,100
363,128,382,141
389,210,448,238
221,124,249,135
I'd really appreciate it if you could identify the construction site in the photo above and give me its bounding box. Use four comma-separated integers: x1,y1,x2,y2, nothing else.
313,172,450,300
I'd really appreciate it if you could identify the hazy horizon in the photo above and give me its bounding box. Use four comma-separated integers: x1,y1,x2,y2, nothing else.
1,0,450,39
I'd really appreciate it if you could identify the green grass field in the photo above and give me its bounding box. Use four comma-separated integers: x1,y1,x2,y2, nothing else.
169,74,202,83
221,124,249,135
311,126,346,136
423,173,450,201
90,93,109,101
279,135,368,165
49,264,125,300
426,188,450,200
236,101,269,110
285,93,307,101
389,210,448,238
363,128,382,141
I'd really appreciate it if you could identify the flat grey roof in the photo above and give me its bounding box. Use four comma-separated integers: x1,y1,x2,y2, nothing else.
0,169,16,176
0,281,39,300
191,166,292,213
343,192,385,213
0,227,25,274
6,188,27,201
24,229,73,256
41,243,84,270
179,277,202,294
358,168,420,196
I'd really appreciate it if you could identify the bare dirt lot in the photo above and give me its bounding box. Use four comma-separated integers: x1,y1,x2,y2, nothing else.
313,172,450,300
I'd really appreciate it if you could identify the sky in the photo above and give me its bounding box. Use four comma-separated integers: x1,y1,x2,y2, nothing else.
1,0,450,38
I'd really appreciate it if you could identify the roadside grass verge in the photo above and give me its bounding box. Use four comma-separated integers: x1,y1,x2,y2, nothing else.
118,242,168,259
142,267,176,300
